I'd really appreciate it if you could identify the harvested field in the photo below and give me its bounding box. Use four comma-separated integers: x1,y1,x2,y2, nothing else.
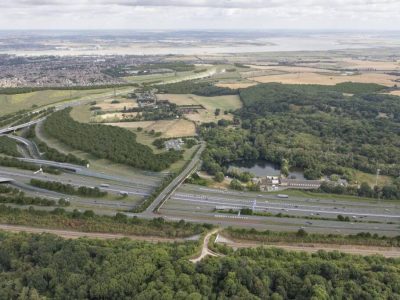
93,112,138,122
106,119,196,138
247,65,334,73
215,82,258,89
250,72,397,86
340,59,400,71
388,90,400,96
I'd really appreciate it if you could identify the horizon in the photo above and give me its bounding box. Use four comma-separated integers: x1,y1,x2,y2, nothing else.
1,0,400,31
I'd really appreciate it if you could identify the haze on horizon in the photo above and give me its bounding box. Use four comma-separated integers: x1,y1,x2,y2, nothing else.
1,0,400,31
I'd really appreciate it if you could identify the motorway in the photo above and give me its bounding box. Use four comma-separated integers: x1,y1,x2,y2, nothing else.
1,87,399,239
0,166,153,212
158,183,400,236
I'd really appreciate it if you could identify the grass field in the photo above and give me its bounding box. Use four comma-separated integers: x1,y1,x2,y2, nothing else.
267,189,393,204
162,93,242,123
0,89,110,116
350,170,393,187
123,65,216,85
97,100,138,111
106,119,196,138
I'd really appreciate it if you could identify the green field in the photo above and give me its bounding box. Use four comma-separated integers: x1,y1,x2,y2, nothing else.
123,65,216,85
0,89,112,116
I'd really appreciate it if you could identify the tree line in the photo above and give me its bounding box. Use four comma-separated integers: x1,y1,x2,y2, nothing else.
30,179,107,198
157,80,237,96
0,157,60,174
0,204,210,238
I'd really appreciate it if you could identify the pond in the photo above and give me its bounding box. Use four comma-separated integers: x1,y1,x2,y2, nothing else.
227,160,305,180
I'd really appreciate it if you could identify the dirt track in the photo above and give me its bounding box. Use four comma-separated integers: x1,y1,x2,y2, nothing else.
0,224,181,243
2,224,399,258
219,236,400,258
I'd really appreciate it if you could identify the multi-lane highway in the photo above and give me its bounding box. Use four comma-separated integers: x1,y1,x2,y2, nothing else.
158,183,400,236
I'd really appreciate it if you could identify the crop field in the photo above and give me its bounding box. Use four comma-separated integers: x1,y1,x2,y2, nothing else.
106,119,196,138
0,89,109,116
388,90,400,96
249,71,397,86
339,59,400,70
215,82,258,89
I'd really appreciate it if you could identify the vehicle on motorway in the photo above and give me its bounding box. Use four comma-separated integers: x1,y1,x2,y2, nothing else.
277,194,289,198
100,183,110,188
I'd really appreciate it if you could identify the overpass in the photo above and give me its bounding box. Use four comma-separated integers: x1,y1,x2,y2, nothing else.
17,158,85,172
0,177,14,184
4,134,42,159
0,118,45,135
144,142,205,214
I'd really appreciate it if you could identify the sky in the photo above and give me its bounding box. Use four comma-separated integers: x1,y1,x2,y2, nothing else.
1,0,400,31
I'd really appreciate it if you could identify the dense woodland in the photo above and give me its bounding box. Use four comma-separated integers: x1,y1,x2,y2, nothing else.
44,108,182,171
0,232,399,299
201,83,400,190
157,80,237,96
0,136,21,157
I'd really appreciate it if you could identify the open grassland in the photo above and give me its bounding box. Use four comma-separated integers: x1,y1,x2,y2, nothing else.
123,65,216,85
249,72,397,86
163,93,242,111
350,170,393,187
106,119,196,138
0,89,110,116
162,93,242,123
70,103,92,123
97,100,138,111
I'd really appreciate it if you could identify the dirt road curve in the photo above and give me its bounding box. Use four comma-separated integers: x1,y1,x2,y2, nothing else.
190,229,222,263
220,238,400,258
0,224,181,243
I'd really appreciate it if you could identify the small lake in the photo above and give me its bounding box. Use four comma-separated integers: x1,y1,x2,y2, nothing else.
227,160,305,180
